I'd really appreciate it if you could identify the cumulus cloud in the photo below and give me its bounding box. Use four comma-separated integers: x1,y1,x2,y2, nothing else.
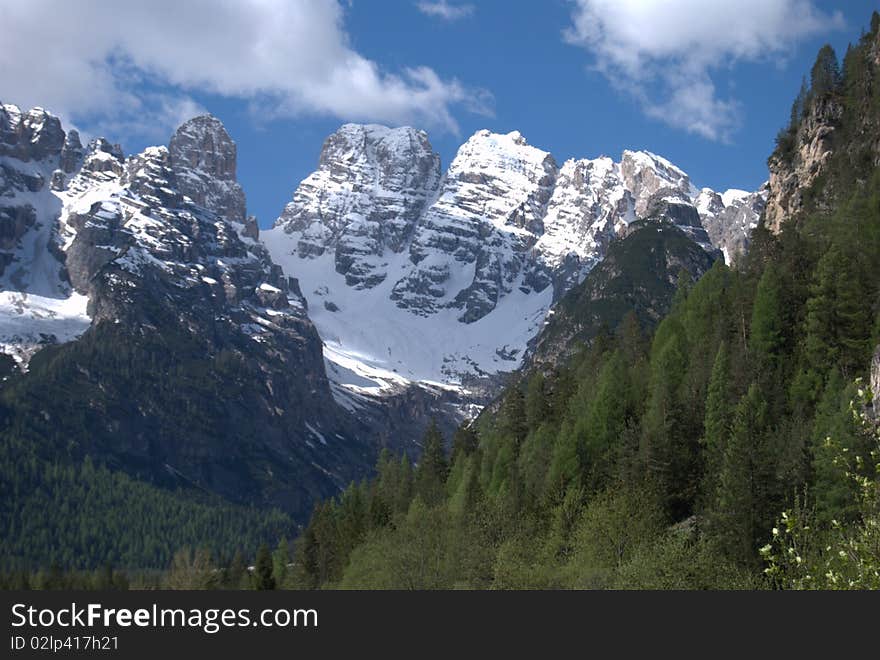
417,1,475,21
564,0,844,141
0,0,488,141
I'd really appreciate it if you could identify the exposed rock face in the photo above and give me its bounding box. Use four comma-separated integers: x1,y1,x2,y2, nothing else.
0,104,80,363
59,129,84,175
0,104,65,162
765,96,842,233
276,124,442,288
619,149,695,216
537,156,634,292
643,188,716,254
169,115,247,228
393,129,557,321
696,186,768,264
266,125,756,406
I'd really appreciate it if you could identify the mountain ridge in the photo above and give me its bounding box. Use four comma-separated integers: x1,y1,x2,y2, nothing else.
265,123,764,408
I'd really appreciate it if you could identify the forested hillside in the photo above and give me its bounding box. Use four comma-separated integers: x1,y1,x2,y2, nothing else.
283,14,880,590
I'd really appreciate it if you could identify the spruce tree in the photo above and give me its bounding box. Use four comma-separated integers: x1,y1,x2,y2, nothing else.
499,386,528,446
583,350,631,491
810,44,840,97
790,77,810,130
701,342,730,503
712,384,774,564
450,422,479,464
226,550,247,589
272,537,290,588
415,420,448,506
749,263,785,382
804,245,872,379
525,372,550,431
254,544,275,590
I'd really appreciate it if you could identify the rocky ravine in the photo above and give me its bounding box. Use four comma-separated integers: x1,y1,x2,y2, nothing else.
264,124,765,411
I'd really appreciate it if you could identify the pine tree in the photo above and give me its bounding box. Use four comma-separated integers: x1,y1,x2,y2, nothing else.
450,422,479,464
804,245,872,379
525,372,550,431
712,384,774,564
749,263,785,382
272,537,290,588
617,310,646,364
254,544,275,590
337,483,368,557
415,421,448,506
546,421,579,498
226,550,247,589
583,350,631,491
810,44,840,97
398,453,414,512
498,386,528,446
640,317,692,516
790,77,810,129
701,342,730,503
810,373,874,524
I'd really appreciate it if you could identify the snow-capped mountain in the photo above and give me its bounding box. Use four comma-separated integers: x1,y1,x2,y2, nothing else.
0,106,304,368
695,186,768,265
265,125,762,400
0,104,90,364
0,103,374,515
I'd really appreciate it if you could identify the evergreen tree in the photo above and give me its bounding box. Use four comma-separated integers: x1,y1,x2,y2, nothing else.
582,351,632,491
254,544,275,590
701,342,731,502
398,454,414,512
803,245,872,379
415,421,448,506
525,372,550,431
810,44,840,97
226,550,247,589
749,263,785,383
810,373,871,524
712,384,775,564
450,423,479,464
546,421,580,498
790,77,810,129
640,317,692,516
272,537,290,588
498,386,528,446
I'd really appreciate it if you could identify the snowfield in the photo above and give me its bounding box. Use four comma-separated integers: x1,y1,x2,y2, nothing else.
263,230,552,389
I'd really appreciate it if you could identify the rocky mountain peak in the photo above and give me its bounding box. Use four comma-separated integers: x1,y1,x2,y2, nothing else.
59,129,84,174
452,129,557,184
168,114,246,227
274,122,442,288
266,123,760,397
619,149,694,216
169,114,236,180
1,103,65,162
82,137,125,175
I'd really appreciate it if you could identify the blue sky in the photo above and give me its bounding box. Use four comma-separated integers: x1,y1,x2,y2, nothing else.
2,1,877,226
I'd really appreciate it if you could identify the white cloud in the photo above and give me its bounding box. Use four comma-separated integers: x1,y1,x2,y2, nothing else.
564,0,844,141
0,0,488,141
417,1,475,22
